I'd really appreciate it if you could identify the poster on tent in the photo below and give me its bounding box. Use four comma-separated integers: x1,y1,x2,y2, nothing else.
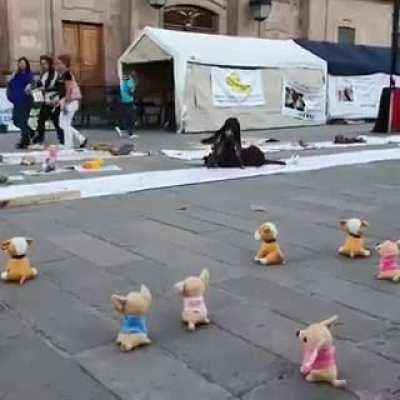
329,74,388,119
281,79,325,121
211,67,265,108
0,88,17,131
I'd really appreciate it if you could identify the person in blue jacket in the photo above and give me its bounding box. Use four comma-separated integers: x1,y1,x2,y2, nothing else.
115,71,137,138
7,57,34,149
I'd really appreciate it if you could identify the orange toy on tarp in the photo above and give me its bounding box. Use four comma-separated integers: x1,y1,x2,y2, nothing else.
81,159,104,170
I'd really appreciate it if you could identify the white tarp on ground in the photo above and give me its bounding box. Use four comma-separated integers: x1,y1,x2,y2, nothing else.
1,148,399,202
161,135,400,161
119,27,327,133
0,149,148,165
328,74,400,120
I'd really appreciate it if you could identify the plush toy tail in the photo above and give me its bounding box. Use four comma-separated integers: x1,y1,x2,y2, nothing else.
332,379,346,388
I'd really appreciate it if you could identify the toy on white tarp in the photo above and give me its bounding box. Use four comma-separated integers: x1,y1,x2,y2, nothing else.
111,285,152,352
175,269,210,331
296,315,346,388
1,237,38,285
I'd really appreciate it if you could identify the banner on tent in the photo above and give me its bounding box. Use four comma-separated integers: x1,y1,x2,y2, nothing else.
328,74,390,119
211,68,265,107
281,79,325,121
0,88,16,131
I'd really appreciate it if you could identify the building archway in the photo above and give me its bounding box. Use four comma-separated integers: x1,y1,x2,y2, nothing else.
163,5,219,34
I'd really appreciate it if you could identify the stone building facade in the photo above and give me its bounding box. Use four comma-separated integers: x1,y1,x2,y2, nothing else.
0,0,394,86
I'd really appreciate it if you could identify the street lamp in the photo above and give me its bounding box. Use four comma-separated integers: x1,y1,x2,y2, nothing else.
249,0,272,38
148,0,167,28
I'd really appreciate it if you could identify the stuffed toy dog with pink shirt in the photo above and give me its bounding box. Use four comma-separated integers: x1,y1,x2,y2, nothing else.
175,269,210,331
375,240,400,282
296,315,346,388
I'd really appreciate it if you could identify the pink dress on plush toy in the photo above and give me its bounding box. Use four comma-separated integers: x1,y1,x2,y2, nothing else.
379,255,398,272
183,296,208,321
301,345,336,375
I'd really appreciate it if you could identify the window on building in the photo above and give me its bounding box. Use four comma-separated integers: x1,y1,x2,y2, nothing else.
338,26,356,45
163,6,218,34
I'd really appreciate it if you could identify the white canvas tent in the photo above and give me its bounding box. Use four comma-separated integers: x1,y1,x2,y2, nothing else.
119,27,327,133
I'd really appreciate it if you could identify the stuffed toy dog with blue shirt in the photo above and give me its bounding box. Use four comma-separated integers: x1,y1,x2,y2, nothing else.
111,285,152,352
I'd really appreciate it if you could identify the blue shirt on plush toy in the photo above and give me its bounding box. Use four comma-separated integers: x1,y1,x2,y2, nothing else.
121,315,147,335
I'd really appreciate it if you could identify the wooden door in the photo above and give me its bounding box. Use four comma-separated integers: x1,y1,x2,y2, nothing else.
62,22,104,86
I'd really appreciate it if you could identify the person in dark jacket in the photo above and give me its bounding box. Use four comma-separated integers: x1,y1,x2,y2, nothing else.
7,57,34,149
32,55,64,145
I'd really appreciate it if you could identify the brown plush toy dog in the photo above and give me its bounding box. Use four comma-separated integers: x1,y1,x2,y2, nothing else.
111,285,152,352
175,269,210,331
254,222,285,265
296,315,346,388
1,237,38,285
338,218,371,258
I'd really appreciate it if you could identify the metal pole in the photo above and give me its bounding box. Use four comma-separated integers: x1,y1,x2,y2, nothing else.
390,0,399,86
389,0,400,132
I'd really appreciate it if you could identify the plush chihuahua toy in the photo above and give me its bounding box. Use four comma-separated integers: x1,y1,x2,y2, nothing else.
338,218,371,258
296,315,346,388
375,240,400,282
254,222,285,265
111,285,152,352
175,269,210,331
1,237,38,285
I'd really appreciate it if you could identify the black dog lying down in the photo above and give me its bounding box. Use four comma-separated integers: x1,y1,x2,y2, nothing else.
203,118,286,168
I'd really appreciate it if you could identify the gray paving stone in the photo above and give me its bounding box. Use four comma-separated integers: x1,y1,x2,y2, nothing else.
218,276,386,342
159,324,291,396
0,320,117,400
92,219,252,266
360,329,400,363
76,345,234,400
43,257,137,316
336,341,400,394
45,230,142,267
0,278,115,354
244,374,356,400
213,302,301,363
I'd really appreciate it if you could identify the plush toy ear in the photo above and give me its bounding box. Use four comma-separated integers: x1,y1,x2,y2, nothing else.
339,220,347,228
199,269,210,288
26,238,34,247
1,240,11,252
140,285,152,304
111,294,127,313
320,315,338,328
175,281,185,294
361,220,369,228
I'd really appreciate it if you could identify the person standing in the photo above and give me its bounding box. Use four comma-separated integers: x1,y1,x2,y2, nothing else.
115,71,137,138
55,54,87,149
33,55,64,146
7,57,34,149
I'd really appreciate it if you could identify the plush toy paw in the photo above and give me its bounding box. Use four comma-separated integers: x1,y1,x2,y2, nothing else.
332,379,347,388
188,322,196,331
1,271,8,280
260,258,269,265
31,267,38,276
338,247,345,254
393,274,400,282
363,250,371,257
254,256,260,263
204,318,211,324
